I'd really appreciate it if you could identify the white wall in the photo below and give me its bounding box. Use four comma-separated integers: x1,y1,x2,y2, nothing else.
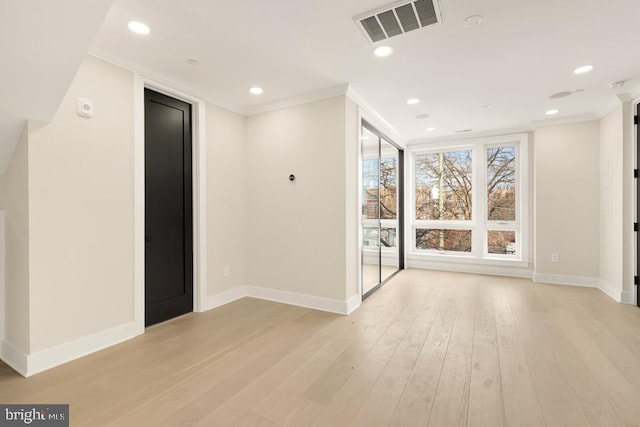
599,106,624,300
4,126,30,354
344,97,360,301
206,103,247,296
0,175,6,210
0,212,5,344
621,100,635,303
246,96,349,302
0,55,257,374
0,174,5,343
0,57,366,374
534,121,600,284
27,56,134,352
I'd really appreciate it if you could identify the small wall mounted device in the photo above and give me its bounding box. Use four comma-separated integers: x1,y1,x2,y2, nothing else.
77,98,93,118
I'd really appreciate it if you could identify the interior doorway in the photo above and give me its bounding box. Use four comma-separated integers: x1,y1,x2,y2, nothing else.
144,88,194,326
636,102,639,307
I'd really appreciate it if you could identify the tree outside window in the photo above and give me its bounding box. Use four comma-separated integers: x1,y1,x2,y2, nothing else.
415,150,472,251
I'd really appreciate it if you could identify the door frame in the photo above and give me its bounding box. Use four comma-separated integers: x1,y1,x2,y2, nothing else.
133,75,208,334
622,97,640,307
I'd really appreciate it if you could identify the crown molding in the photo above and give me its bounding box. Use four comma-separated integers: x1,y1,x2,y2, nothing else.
408,126,532,145
346,86,406,146
628,82,640,102
530,113,600,129
88,48,245,115
245,83,350,116
597,96,623,118
596,82,640,117
88,48,640,137
89,48,355,118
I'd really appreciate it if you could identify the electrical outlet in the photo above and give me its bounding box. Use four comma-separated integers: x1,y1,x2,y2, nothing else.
224,266,231,277
551,253,559,263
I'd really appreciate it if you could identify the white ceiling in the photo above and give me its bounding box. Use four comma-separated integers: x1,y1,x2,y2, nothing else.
3,0,640,170
90,0,640,142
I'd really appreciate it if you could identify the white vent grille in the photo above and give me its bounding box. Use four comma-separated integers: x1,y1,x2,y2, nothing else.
356,0,442,43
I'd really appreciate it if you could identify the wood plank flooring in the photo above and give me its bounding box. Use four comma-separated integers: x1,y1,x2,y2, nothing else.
2,269,640,426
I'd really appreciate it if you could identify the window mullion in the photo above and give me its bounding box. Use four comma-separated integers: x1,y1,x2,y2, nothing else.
474,145,484,258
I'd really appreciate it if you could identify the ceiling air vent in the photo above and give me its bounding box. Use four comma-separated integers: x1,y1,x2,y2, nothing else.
356,0,442,43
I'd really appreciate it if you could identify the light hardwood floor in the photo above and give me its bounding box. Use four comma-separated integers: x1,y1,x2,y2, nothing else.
2,269,640,426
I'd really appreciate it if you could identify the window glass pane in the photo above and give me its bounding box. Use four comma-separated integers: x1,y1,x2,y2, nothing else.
487,146,516,221
363,226,380,248
416,229,472,252
380,156,397,219
488,230,516,255
381,227,396,248
362,158,379,219
415,150,472,220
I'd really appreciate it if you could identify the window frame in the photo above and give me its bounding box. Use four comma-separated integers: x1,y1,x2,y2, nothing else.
482,142,520,260
407,133,529,266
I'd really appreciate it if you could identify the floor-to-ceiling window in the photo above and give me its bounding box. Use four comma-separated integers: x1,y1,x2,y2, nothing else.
361,120,404,298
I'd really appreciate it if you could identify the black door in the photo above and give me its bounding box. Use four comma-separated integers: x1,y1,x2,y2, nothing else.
145,89,193,326
637,103,640,307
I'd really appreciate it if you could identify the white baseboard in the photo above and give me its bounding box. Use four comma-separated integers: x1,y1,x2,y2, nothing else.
26,322,140,377
408,259,532,279
598,280,622,303
532,273,600,288
204,285,358,315
246,286,352,315
4,285,357,378
621,290,635,305
2,322,140,378
532,273,628,304
1,339,28,376
201,286,250,312
346,294,362,314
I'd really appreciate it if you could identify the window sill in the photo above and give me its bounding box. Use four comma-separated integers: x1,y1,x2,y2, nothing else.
407,252,532,277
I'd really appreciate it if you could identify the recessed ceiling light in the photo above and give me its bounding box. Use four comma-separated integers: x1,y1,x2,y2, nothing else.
187,59,199,66
426,127,436,132
406,98,420,105
374,46,393,57
546,109,559,115
609,80,626,89
574,65,594,75
463,15,483,27
128,21,150,35
249,87,264,95
455,129,473,133
416,114,429,120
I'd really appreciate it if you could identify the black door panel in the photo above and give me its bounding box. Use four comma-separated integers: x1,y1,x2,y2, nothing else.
144,89,193,326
